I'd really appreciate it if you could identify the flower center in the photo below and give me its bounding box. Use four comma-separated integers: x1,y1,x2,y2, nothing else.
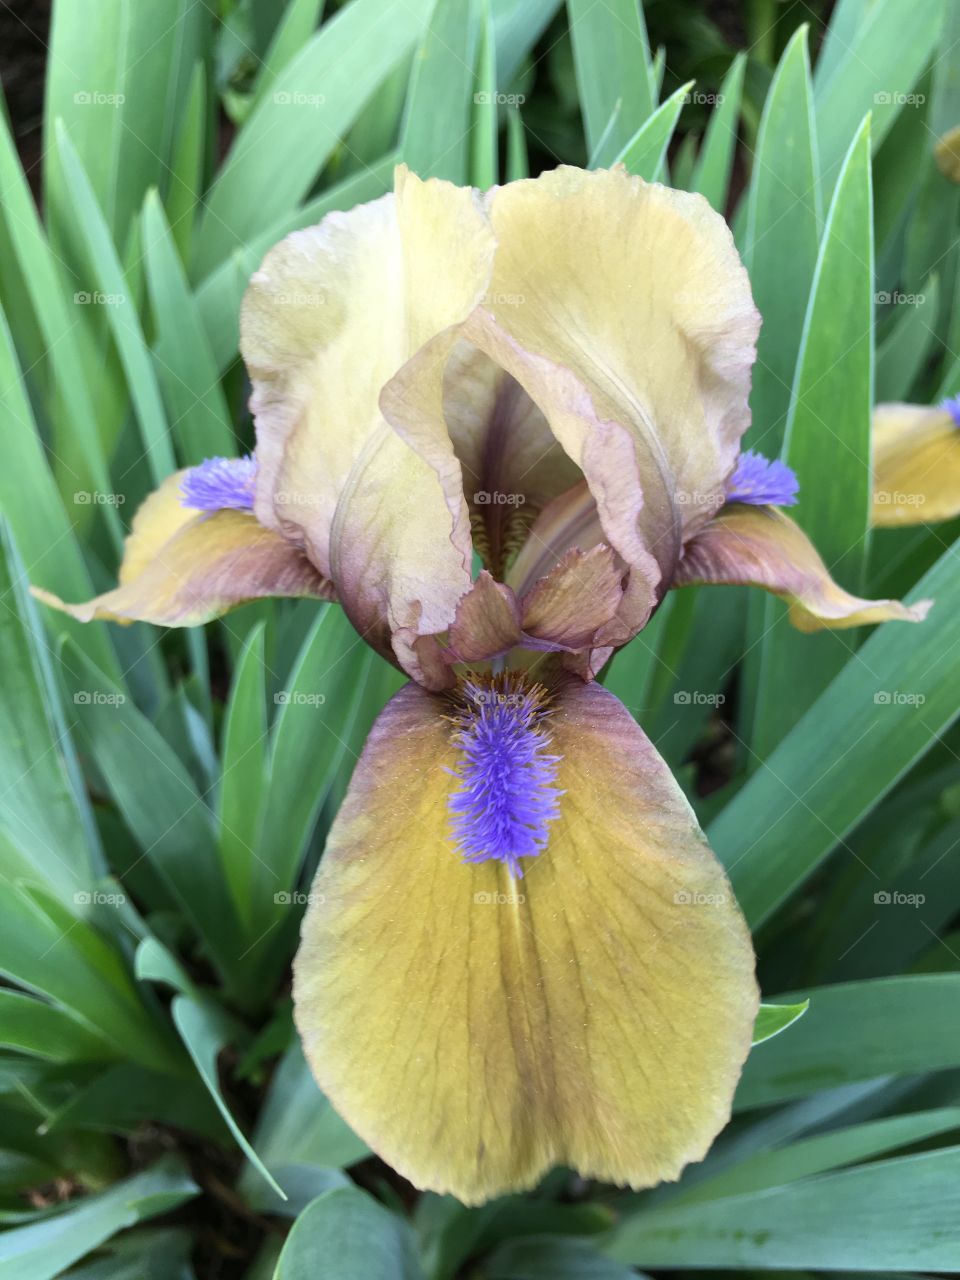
448,674,562,879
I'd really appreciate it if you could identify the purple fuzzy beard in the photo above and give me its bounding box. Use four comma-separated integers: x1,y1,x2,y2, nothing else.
448,675,562,879
180,455,257,513
941,395,960,428
725,450,799,507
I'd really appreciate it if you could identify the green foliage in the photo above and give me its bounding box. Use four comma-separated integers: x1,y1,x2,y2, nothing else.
0,0,957,1274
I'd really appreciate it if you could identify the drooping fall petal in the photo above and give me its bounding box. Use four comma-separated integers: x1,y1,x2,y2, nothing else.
33,473,331,626
676,504,931,630
240,167,496,682
293,677,758,1205
872,402,960,526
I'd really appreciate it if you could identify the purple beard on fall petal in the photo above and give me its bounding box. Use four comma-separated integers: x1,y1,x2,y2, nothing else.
180,455,258,513
941,395,960,428
448,677,562,879
725,450,799,507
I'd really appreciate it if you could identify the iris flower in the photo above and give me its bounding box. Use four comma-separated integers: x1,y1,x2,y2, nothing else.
37,166,930,1204
872,396,960,526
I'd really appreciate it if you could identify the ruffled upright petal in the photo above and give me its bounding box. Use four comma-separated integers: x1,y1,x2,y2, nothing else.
464,167,760,597
241,167,496,683
293,677,758,1204
676,504,931,630
33,473,332,626
872,402,960,526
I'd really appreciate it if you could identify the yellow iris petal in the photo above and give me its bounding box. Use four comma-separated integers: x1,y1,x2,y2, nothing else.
293,678,758,1204
872,403,960,526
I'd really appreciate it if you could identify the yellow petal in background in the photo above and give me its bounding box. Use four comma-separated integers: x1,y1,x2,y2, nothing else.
293,678,758,1205
872,403,960,526
676,504,931,630
33,473,331,626
935,125,960,183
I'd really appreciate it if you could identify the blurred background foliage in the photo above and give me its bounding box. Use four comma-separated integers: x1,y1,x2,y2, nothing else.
0,0,959,1276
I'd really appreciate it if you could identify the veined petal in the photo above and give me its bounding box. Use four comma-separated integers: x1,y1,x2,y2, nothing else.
33,473,331,626
676,504,931,631
293,677,758,1204
445,570,522,664
241,166,496,682
464,166,760,587
872,402,960,526
520,545,624,652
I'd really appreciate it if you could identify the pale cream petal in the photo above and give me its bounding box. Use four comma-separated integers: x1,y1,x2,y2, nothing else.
241,166,496,683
